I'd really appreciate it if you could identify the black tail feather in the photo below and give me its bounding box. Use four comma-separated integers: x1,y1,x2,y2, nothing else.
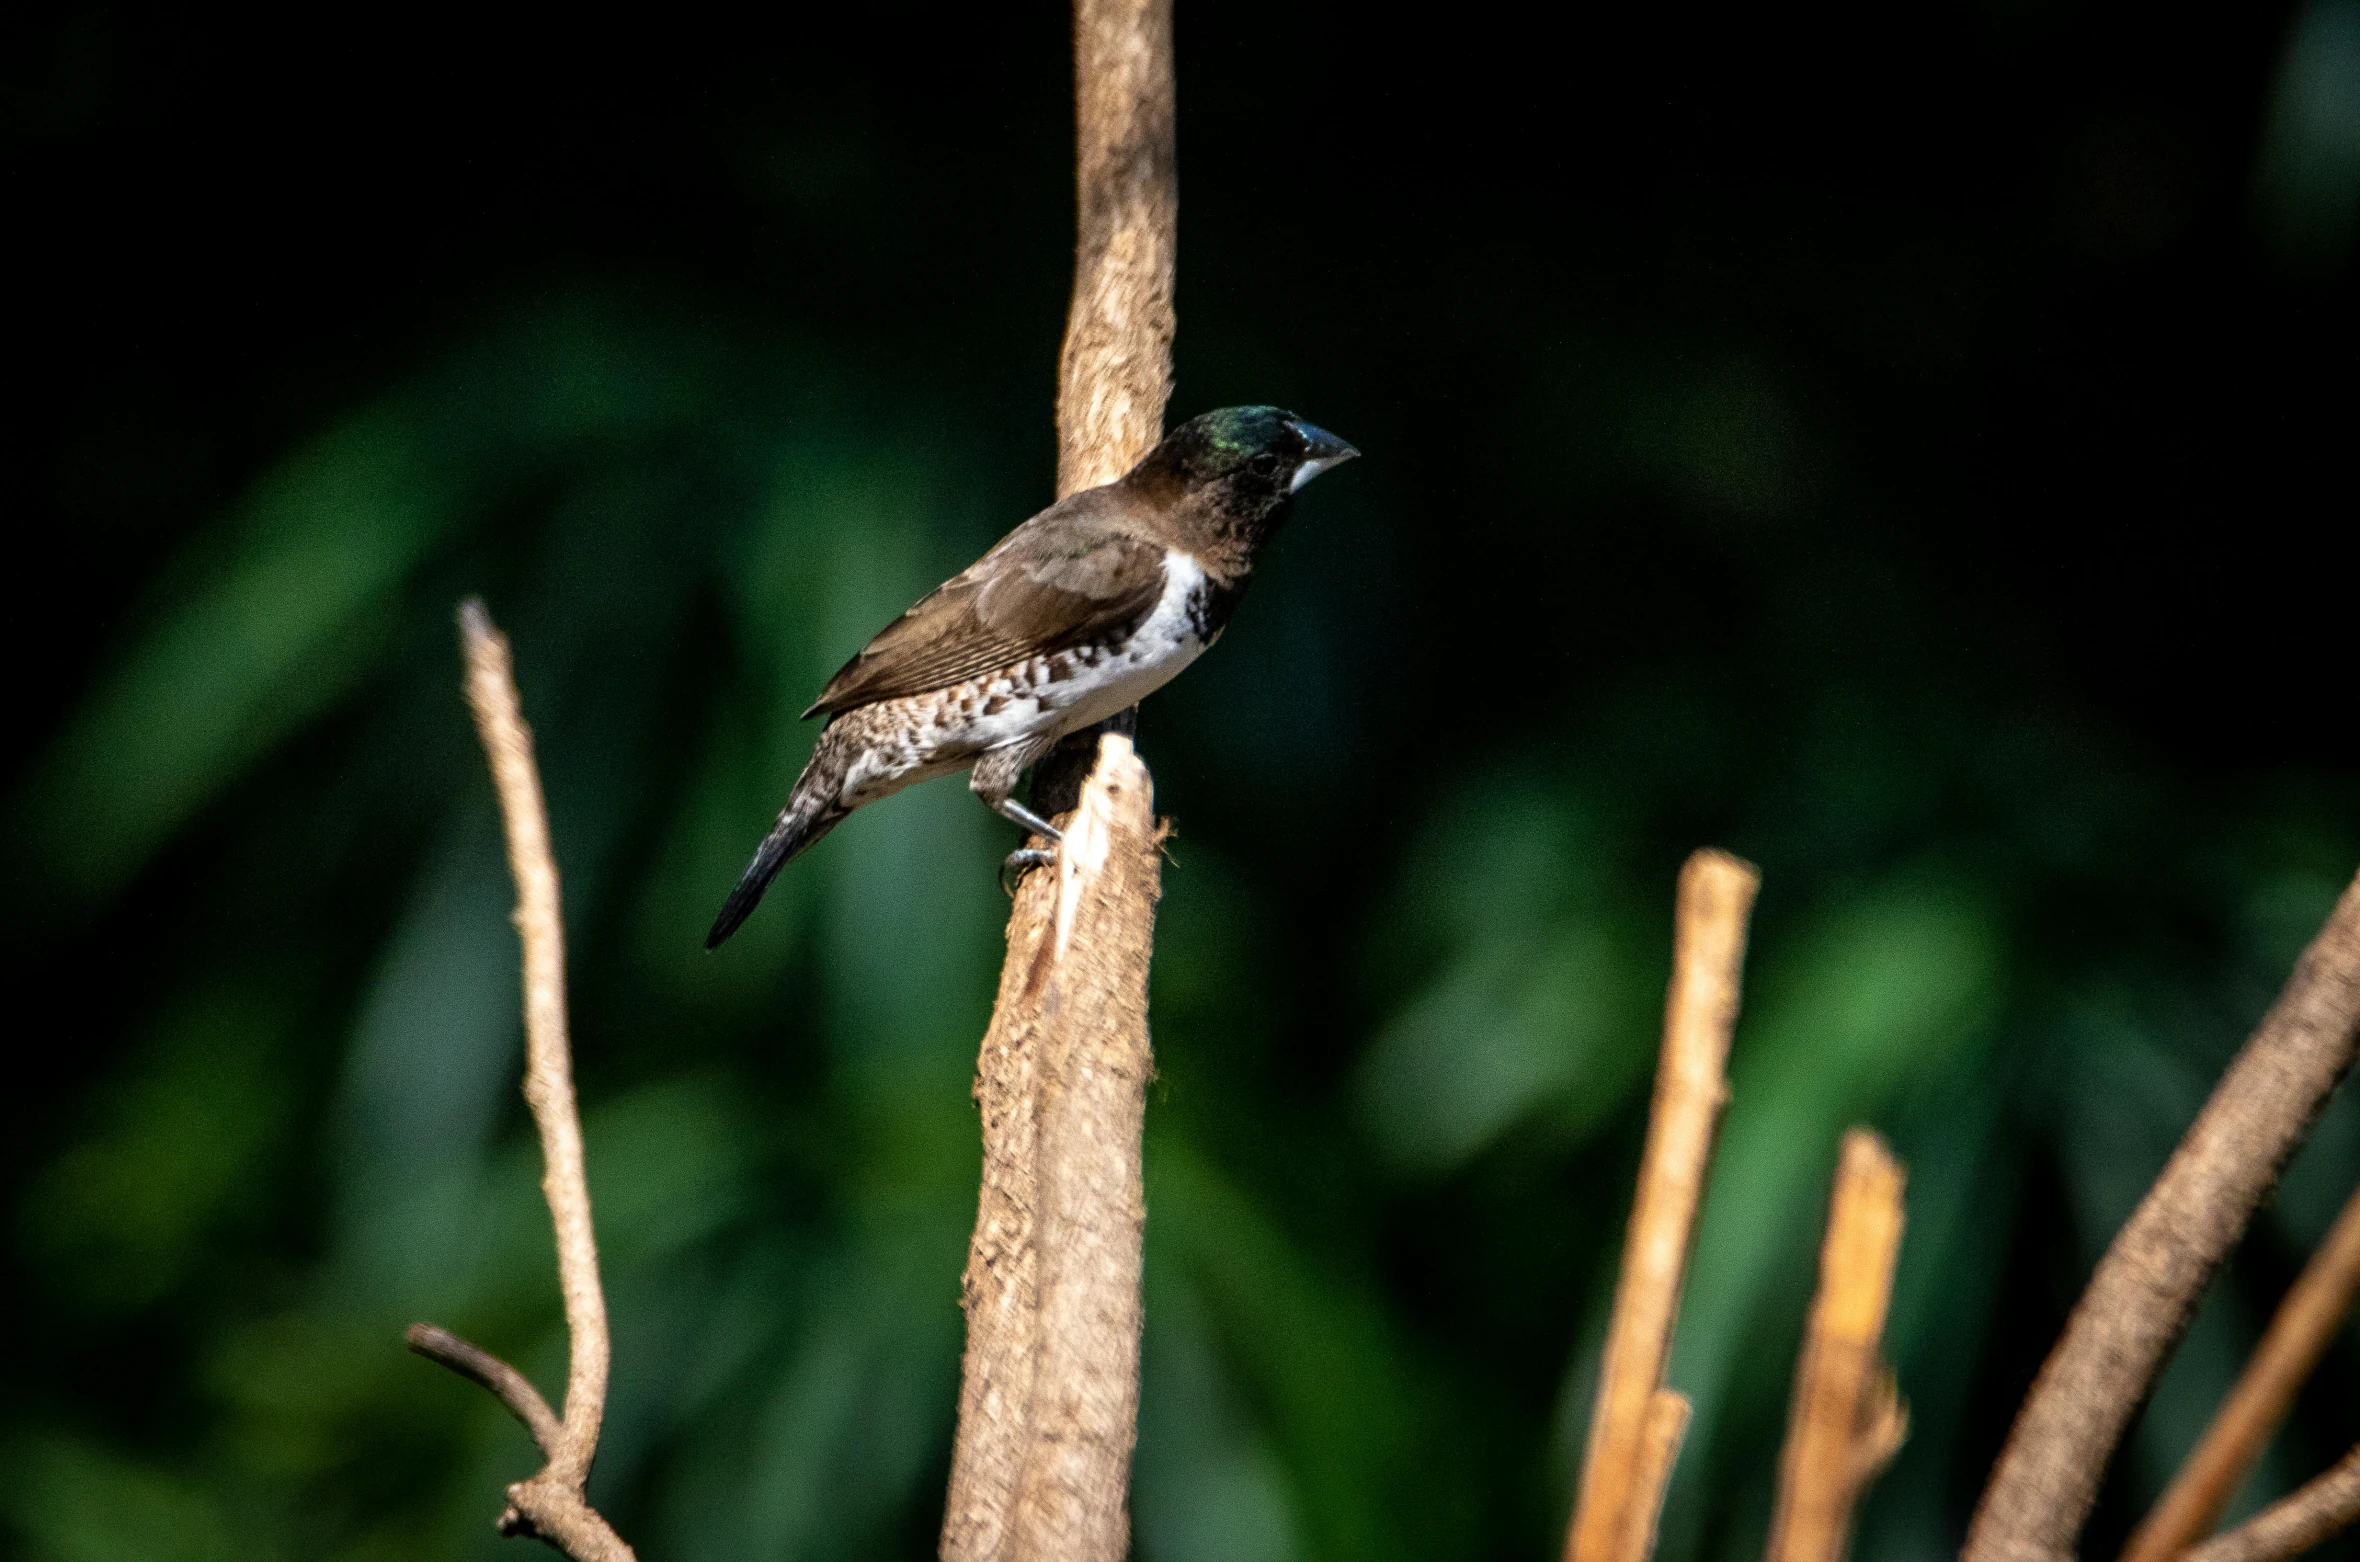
705,799,843,949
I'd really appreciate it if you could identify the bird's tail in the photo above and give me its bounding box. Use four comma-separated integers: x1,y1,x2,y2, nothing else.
705,776,848,949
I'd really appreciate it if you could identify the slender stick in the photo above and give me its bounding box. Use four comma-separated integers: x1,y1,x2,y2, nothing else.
1963,868,2360,1562
1566,849,1761,1562
404,600,635,1562
1765,1129,1910,1562
2121,1183,2360,1562
2181,1446,2360,1562
940,4,1174,1560
407,1322,563,1456
461,599,611,1489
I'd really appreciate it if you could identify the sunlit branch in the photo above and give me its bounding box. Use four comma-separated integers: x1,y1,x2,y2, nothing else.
1566,849,1760,1562
1765,1128,1909,1562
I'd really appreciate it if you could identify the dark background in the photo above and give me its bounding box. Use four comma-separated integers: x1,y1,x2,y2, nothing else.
5,3,2357,1560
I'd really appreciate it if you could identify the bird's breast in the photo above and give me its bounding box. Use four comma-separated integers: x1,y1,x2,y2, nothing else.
1033,548,1219,731
847,550,1229,787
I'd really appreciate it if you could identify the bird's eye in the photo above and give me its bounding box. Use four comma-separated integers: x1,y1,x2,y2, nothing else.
1249,453,1280,475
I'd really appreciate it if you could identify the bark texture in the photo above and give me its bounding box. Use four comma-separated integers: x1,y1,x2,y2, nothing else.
1963,869,2360,1562
941,2,1174,1556
942,736,1164,1562
1055,0,1176,499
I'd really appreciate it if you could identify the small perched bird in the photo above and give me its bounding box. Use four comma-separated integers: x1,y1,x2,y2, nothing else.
705,404,1357,947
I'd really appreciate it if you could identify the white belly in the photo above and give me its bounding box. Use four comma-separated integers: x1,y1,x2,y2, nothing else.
833,549,1213,805
1004,547,1212,736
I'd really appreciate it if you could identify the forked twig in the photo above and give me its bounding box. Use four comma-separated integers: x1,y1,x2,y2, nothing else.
405,600,635,1562
2181,1445,2360,1562
1964,868,2360,1562
1566,849,1761,1562
2121,1183,2360,1562
407,1321,564,1455
1765,1128,1910,1562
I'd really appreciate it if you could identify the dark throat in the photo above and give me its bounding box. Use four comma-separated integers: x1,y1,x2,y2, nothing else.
1165,484,1292,581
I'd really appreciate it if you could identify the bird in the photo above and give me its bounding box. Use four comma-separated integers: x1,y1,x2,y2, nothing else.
704,404,1358,948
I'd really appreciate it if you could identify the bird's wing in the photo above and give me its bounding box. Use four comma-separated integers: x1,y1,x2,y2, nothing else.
803,507,1170,718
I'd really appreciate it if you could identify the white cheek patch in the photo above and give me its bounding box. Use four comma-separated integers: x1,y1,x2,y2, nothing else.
1290,455,1347,492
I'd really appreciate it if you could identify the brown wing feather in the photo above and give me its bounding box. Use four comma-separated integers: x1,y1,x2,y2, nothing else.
803,497,1169,718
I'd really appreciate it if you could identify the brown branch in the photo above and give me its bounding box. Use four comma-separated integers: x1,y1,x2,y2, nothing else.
1566,849,1762,1562
407,1322,563,1455
1055,0,1176,498
404,600,635,1562
940,5,1173,1561
2181,1445,2360,1562
2121,1182,2360,1562
942,736,1164,1562
1963,867,2360,1562
1766,1129,1911,1562
1619,1392,1695,1562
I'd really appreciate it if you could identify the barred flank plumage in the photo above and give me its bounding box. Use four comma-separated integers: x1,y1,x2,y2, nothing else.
703,407,1357,946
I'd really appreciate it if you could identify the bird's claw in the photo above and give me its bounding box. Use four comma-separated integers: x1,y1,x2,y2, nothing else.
1000,844,1058,896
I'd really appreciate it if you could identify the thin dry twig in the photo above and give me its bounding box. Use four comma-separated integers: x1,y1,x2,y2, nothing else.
404,600,635,1562
939,3,1174,1561
1566,849,1762,1562
1963,867,2360,1562
2181,1444,2360,1562
1765,1128,1910,1562
2121,1182,2360,1562
407,1322,563,1455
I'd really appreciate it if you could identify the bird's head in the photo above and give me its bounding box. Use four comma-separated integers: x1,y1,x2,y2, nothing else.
1130,405,1358,552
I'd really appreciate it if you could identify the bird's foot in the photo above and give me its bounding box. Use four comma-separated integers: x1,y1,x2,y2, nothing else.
1000,844,1058,897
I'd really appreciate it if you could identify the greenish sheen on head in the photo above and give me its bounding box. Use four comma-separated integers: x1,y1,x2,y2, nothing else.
1191,404,1296,466
1145,405,1359,506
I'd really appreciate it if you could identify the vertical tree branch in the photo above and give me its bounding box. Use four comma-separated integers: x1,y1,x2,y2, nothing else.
1015,738,1162,1558
944,737,1164,1562
1765,1129,1910,1562
1055,0,1176,498
2121,1183,2360,1562
1567,849,1762,1562
1963,868,2360,1562
404,600,635,1562
941,5,1173,1561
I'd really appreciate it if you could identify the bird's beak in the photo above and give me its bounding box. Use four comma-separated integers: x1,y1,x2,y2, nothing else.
1289,420,1361,492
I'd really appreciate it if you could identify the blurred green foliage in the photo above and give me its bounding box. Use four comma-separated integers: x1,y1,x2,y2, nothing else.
6,295,2356,1562
8,4,2360,1561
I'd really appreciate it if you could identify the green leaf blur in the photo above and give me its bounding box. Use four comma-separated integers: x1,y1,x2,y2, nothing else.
8,7,2357,1562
